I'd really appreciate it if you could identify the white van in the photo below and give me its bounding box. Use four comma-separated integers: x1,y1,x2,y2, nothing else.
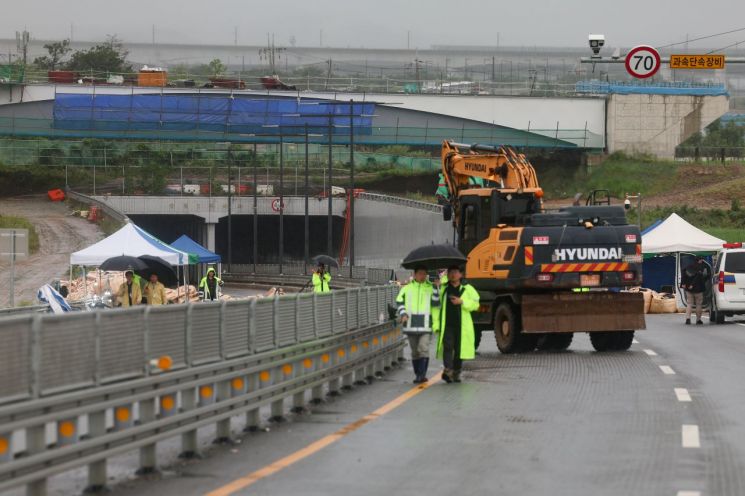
710,244,745,324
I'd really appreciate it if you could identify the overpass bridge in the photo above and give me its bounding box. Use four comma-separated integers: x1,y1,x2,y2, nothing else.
0,82,732,156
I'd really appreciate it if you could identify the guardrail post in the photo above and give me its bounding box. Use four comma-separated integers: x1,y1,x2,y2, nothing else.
185,303,194,366
180,386,199,458
269,364,286,422
215,378,232,443
26,424,47,496
137,398,158,474
244,372,260,432
86,408,107,492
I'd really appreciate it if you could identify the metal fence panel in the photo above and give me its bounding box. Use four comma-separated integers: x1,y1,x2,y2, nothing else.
347,290,359,330
296,294,315,341
98,308,146,382
190,303,222,364
368,288,379,323
147,305,187,368
359,288,370,327
0,315,32,403
316,293,333,336
253,299,275,352
276,297,296,346
333,292,347,333
39,312,96,395
223,301,251,358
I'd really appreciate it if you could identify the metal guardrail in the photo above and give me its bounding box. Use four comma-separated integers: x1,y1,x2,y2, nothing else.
65,189,130,224
0,305,49,316
357,192,442,213
227,264,389,283
0,285,402,494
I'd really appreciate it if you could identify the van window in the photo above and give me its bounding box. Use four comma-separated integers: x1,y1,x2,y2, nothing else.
724,252,745,273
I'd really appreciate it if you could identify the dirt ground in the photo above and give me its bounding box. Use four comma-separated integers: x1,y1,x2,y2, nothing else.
0,196,103,307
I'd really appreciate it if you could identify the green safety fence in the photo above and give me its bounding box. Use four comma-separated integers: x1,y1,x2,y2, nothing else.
0,64,25,84
0,117,594,149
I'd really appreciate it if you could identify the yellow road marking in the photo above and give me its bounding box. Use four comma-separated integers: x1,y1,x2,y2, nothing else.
205,371,443,496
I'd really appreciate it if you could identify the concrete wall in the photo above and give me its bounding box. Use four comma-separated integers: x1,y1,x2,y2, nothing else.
606,94,730,158
353,197,453,268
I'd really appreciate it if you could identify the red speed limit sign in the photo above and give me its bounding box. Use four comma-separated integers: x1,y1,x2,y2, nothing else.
271,198,284,212
625,45,661,79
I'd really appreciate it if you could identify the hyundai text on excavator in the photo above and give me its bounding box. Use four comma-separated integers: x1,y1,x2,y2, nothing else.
440,141,646,353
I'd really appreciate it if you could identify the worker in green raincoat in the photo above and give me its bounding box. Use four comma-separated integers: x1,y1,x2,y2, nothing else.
432,265,480,383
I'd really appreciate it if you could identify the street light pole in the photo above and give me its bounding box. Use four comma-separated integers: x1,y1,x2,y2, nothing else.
227,147,232,272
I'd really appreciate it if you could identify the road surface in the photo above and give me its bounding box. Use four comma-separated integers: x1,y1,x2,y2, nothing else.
0,196,102,307
15,314,745,496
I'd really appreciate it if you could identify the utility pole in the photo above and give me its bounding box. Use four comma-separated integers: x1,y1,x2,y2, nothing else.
324,59,333,90
349,99,355,272
227,147,233,271
492,56,496,81
258,33,286,74
414,59,422,92
327,117,333,255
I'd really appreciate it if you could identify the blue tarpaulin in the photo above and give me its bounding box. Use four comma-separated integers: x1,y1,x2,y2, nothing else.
53,94,375,135
171,235,221,264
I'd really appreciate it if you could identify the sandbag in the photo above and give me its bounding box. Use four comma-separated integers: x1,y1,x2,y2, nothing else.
649,297,677,314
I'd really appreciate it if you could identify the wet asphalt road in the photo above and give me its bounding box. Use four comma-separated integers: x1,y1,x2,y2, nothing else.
32,314,745,496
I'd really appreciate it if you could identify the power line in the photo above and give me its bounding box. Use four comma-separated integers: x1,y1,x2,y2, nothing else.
706,39,745,54
657,26,745,49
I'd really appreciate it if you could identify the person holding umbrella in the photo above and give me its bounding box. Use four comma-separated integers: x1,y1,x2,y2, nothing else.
144,273,167,305
432,265,480,383
116,270,142,307
312,263,332,293
396,265,439,383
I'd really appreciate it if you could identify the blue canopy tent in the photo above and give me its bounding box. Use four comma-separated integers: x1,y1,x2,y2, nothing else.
171,235,222,281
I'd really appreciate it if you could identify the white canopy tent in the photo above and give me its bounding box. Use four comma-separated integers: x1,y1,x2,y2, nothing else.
642,213,725,254
70,223,192,303
70,223,189,266
642,213,725,308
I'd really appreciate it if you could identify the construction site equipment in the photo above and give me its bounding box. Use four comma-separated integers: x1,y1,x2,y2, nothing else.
440,140,645,353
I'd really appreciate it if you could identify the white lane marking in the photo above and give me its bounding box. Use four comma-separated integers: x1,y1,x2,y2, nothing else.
660,365,676,375
677,492,701,496
675,388,692,402
737,323,745,328
632,338,640,344
682,424,701,448
643,349,658,356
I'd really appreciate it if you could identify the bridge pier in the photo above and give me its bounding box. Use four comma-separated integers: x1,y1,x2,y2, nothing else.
204,222,217,253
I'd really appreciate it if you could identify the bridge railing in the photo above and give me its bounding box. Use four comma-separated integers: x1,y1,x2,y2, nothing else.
356,192,442,213
0,285,403,495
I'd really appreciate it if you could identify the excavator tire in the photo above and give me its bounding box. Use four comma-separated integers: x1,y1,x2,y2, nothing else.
494,303,535,354
590,331,634,352
610,331,634,351
536,333,574,351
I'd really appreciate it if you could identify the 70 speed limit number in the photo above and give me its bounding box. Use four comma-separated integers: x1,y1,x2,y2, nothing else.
625,45,661,79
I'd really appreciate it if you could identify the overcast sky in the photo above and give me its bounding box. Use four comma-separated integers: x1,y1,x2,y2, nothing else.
3,0,745,50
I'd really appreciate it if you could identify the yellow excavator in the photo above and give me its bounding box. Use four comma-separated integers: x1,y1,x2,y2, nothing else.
440,141,646,353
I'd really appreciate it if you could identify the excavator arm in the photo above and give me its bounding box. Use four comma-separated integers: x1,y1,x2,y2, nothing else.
440,140,543,226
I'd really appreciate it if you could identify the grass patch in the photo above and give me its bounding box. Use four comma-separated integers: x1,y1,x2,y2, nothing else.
0,215,39,253
703,227,745,242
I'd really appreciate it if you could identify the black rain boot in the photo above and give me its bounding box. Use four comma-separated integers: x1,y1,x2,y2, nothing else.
412,358,422,383
420,358,429,382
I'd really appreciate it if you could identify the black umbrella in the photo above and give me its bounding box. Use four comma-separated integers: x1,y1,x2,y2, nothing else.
137,255,178,287
312,254,339,268
100,255,148,272
401,244,467,271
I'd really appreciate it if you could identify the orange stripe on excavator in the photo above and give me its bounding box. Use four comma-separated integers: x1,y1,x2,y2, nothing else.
540,262,630,272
